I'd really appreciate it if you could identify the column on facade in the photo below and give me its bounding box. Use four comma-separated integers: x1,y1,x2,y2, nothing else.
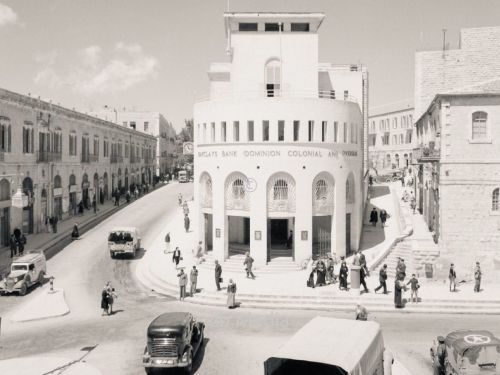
195,173,205,251
350,171,363,251
334,173,347,258
211,174,227,262
294,176,312,265
249,177,267,268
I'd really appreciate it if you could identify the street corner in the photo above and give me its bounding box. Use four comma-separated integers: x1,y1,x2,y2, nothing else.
0,356,102,375
9,287,70,323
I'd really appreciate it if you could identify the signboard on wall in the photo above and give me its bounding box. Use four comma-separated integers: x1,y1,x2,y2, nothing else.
69,185,77,193
53,188,63,197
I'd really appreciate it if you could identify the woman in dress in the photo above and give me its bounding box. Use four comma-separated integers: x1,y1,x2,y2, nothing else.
316,261,326,286
107,287,117,314
227,279,237,309
71,224,79,240
339,261,349,290
101,288,109,316
394,275,404,308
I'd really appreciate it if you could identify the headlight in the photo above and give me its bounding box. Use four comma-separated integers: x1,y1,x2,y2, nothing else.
181,351,189,362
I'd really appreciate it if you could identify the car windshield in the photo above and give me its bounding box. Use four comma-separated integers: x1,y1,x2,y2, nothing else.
108,232,133,243
11,265,28,271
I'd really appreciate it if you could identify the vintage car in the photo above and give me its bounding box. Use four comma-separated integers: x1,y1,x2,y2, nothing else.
264,317,395,375
430,330,500,375
374,169,404,183
143,312,205,374
0,251,47,296
108,227,141,258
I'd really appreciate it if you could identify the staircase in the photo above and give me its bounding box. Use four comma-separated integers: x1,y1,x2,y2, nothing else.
197,253,301,274
375,239,416,278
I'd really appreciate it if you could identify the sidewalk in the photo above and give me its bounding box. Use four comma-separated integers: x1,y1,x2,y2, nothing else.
136,187,500,314
0,183,168,276
0,356,102,375
9,287,69,322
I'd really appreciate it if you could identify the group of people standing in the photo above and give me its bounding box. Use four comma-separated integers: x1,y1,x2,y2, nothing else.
100,282,118,316
369,207,388,227
9,228,27,258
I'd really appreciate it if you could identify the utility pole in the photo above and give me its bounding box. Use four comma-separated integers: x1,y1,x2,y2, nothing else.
442,28,447,58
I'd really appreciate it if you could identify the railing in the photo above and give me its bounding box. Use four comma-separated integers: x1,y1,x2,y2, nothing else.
196,89,358,104
413,146,440,162
37,151,62,163
110,155,124,164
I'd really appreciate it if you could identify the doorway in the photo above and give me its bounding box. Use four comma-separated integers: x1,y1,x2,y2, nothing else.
228,215,250,256
346,213,352,257
267,218,293,260
204,213,213,251
312,215,332,260
1,208,9,246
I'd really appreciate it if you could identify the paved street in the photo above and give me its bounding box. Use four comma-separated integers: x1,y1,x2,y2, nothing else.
0,181,498,375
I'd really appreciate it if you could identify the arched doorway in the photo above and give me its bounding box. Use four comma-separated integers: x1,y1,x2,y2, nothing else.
267,172,296,261
69,174,77,216
22,177,34,233
404,153,409,167
312,172,335,260
225,172,251,257
53,175,63,219
82,173,89,209
265,58,281,97
0,178,11,246
103,172,109,200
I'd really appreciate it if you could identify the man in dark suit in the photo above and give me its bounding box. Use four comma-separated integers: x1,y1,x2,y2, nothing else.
215,260,222,291
375,264,388,294
172,247,181,267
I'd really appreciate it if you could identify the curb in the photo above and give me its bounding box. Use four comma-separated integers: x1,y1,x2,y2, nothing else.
9,288,70,323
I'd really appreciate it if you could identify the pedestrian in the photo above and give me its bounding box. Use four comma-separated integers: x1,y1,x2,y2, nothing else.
368,175,373,187
17,233,26,256
396,258,406,280
182,200,189,214
380,209,388,227
359,250,367,271
177,268,187,301
355,303,368,321
326,254,335,284
286,230,293,249
360,264,369,293
243,252,255,279
410,196,417,214
52,215,58,233
227,279,237,309
164,232,171,253
45,215,50,233
215,260,222,291
195,241,204,264
352,250,361,266
434,336,447,375
172,247,181,267
178,193,183,206
184,214,190,233
101,287,109,316
71,223,80,240
339,260,349,291
375,264,388,294
307,267,318,288
316,261,326,286
449,263,457,292
190,266,198,296
406,274,419,303
394,275,405,308
369,207,378,227
400,175,405,187
92,194,97,214
474,262,482,292
126,190,131,203
107,287,117,314
9,233,17,258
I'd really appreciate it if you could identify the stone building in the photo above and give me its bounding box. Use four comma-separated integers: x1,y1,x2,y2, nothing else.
0,88,156,245
414,90,500,270
91,109,177,178
193,12,367,267
368,105,414,171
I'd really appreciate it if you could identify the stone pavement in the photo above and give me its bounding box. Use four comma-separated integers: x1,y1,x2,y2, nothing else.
0,184,167,276
136,184,500,314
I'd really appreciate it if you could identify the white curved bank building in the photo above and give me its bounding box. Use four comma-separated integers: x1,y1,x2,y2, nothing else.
194,13,368,268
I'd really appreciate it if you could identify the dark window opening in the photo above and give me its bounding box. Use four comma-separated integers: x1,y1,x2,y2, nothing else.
265,23,283,32
291,23,309,32
239,23,258,31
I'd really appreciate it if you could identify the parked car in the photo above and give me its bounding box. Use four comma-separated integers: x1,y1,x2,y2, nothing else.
264,317,395,375
430,330,500,375
143,312,205,374
108,227,141,258
0,251,47,296
375,169,404,183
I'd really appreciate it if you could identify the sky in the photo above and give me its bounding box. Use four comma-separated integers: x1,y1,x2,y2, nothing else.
1,0,500,131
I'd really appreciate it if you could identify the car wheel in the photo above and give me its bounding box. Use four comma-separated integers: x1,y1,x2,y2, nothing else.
38,271,45,285
184,350,193,374
19,283,27,296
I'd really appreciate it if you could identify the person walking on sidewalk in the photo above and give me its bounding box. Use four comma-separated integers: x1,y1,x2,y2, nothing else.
370,207,378,227
375,264,388,294
190,266,198,296
360,265,370,293
227,279,237,309
71,224,80,240
449,263,457,292
474,262,482,292
184,214,190,233
396,258,406,280
177,268,187,301
182,200,189,216
339,260,349,291
406,274,420,303
243,252,255,279
411,196,417,214
215,260,222,291
172,247,181,267
380,209,388,227
9,233,17,258
394,275,406,308
92,194,97,214
107,286,117,314
164,232,171,253
101,287,110,316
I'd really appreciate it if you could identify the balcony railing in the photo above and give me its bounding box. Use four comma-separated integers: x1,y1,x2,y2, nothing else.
37,151,62,163
413,146,441,162
110,155,124,164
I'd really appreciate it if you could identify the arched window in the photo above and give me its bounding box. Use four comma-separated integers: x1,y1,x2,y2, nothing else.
0,179,10,201
492,188,499,211
23,122,34,154
54,175,62,188
395,154,400,167
232,178,245,200
265,59,281,97
273,179,288,200
315,179,328,201
472,111,488,140
0,118,11,153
